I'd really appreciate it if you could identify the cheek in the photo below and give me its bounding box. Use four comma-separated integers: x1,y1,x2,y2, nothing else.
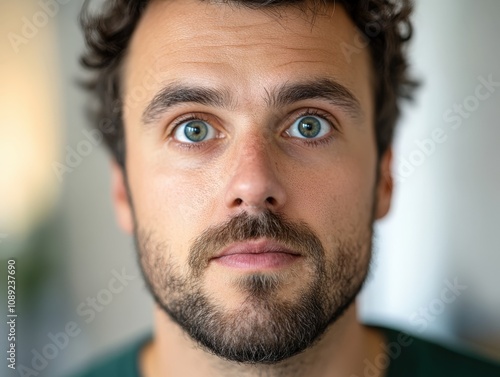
290,156,376,237
131,164,218,245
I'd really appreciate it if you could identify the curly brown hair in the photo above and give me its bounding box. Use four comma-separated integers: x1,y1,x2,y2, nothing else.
80,0,418,169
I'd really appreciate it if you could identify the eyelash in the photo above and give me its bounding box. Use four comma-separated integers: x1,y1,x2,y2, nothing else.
167,109,338,151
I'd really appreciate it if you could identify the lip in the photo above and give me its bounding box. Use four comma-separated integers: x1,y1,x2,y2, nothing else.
211,239,301,260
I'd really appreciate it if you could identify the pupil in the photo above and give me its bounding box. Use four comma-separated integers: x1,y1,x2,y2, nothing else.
185,121,207,141
299,117,320,138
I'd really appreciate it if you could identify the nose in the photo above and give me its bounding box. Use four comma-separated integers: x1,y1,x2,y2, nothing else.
223,136,287,214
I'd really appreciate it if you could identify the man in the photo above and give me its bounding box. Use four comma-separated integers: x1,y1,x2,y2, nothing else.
72,0,500,376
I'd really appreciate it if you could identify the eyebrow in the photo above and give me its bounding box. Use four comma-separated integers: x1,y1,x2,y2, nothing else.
267,78,363,120
141,77,363,126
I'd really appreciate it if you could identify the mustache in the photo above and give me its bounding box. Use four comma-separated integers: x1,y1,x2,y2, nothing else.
188,209,325,276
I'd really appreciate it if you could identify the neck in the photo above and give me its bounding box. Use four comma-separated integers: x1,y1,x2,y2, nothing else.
140,302,388,377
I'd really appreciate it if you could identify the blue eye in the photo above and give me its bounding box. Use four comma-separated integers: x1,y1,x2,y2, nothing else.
287,115,332,139
173,120,216,143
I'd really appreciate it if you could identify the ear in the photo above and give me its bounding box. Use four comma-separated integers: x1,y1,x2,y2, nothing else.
110,160,134,234
374,147,394,220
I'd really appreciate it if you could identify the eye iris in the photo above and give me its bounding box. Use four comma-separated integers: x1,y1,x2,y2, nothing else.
298,116,321,138
184,121,208,142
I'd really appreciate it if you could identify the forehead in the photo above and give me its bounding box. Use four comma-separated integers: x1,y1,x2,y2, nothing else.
123,0,373,119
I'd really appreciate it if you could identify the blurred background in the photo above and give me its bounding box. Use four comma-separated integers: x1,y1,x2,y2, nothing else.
0,0,498,376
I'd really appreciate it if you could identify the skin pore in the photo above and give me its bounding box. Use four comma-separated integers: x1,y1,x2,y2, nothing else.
111,0,394,376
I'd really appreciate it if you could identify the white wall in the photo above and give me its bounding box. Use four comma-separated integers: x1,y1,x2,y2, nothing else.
360,0,500,359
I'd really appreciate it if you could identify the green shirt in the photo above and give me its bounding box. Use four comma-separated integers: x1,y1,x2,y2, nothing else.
69,326,500,377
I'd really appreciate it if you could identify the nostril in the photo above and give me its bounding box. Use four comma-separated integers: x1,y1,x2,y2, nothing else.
266,197,276,205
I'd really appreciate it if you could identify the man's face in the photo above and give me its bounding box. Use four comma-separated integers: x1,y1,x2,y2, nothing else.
114,0,392,364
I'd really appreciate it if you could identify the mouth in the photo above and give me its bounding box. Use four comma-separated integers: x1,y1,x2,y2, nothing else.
210,239,302,270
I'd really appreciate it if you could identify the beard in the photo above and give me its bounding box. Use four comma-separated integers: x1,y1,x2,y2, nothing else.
134,206,375,365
